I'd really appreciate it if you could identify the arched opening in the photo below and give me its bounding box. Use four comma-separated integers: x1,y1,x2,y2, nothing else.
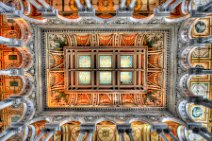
129,121,159,141
54,121,81,141
177,125,206,141
95,121,116,141
28,120,49,141
131,0,158,19
0,48,22,70
167,3,186,19
1,76,23,97
163,120,182,140
95,0,116,19
52,0,85,19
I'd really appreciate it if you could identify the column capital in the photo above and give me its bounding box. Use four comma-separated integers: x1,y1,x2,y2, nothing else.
41,123,60,135
189,36,212,46
153,8,170,17
190,10,208,18
116,10,133,17
196,1,212,13
45,123,60,130
151,123,170,141
11,122,26,128
80,123,95,133
0,36,23,47
41,8,58,19
4,10,22,20
186,122,202,129
116,123,132,134
151,122,167,129
0,68,24,76
117,123,135,141
188,66,212,75
188,67,204,75
9,68,24,76
78,9,95,17
6,122,26,134
0,97,23,110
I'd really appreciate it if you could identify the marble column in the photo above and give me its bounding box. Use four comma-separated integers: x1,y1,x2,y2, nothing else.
187,96,212,109
34,131,45,141
0,96,23,110
28,125,36,141
0,2,14,12
0,69,23,76
77,123,95,141
197,1,212,13
0,99,14,110
0,1,48,22
163,128,179,141
126,128,134,141
0,130,16,141
120,0,127,10
187,123,212,141
75,0,84,10
35,123,60,141
0,2,22,19
37,0,52,10
154,0,173,16
36,0,58,18
43,131,55,141
189,36,212,46
129,0,137,10
189,67,212,75
0,122,26,140
158,132,169,141
151,123,169,141
118,130,125,141
0,36,22,47
87,131,94,141
117,123,134,141
23,126,29,141
85,0,92,10
169,0,183,12
160,0,173,10
77,131,86,141
27,0,43,11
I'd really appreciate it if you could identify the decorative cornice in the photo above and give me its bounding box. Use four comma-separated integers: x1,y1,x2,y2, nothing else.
34,16,182,26
30,20,180,119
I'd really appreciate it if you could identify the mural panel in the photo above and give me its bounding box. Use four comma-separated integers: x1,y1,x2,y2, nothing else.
45,31,167,108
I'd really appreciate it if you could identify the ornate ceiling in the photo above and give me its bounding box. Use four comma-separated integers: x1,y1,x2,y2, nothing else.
45,30,166,108
0,0,211,141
